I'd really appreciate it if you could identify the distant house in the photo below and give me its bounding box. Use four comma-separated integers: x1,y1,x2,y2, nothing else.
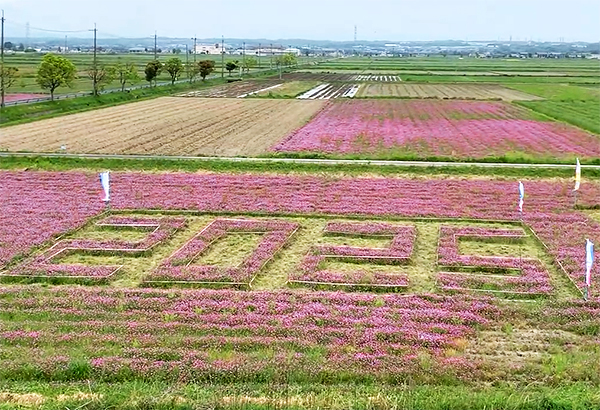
129,47,146,53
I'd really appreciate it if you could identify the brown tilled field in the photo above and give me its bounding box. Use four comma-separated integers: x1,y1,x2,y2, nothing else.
0,97,325,156
178,80,284,98
357,83,542,101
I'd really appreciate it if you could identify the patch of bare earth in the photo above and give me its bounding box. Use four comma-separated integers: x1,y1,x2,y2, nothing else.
466,328,582,364
0,97,325,156
0,392,45,406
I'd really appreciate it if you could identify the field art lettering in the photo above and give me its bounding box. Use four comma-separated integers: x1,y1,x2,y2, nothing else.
1,216,186,283
143,218,299,289
436,225,553,297
288,222,417,291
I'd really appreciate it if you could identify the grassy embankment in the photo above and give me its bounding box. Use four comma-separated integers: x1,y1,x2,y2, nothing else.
0,155,598,179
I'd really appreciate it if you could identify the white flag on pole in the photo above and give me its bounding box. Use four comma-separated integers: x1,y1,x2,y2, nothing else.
518,181,524,213
574,158,581,191
99,172,110,202
586,239,594,288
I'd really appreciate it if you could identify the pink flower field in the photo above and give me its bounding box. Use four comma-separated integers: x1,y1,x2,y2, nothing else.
272,100,600,160
1,170,599,296
1,170,600,384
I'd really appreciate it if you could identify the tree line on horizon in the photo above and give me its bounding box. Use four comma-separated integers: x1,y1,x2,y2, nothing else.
0,52,299,103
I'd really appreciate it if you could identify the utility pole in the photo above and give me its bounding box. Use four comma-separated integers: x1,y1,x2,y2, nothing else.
258,43,261,69
242,41,246,73
221,35,224,79
64,35,68,53
154,31,157,60
192,36,197,63
1,10,5,108
270,43,273,70
92,23,97,96
185,44,190,83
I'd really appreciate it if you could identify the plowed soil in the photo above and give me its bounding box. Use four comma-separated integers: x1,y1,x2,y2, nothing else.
0,97,325,156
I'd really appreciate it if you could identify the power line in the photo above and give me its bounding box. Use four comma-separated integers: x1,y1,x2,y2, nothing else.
28,27,90,33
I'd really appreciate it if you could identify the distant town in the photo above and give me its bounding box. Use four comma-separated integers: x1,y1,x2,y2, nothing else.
4,37,600,59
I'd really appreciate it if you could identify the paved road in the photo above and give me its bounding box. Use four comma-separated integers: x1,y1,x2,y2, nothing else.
3,79,196,106
0,152,595,169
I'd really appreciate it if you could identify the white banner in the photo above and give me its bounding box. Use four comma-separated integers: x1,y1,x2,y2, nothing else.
574,158,581,191
586,239,594,287
99,172,110,202
518,181,524,213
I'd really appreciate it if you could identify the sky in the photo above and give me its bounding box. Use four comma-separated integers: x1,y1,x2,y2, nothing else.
1,0,599,42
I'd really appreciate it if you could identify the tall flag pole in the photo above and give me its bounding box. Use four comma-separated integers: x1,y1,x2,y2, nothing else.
99,171,110,206
585,239,594,301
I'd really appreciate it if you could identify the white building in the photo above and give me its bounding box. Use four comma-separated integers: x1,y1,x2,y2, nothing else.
194,43,225,55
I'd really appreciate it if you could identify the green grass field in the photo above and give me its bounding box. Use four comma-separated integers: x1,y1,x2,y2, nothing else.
504,83,600,134
315,56,600,73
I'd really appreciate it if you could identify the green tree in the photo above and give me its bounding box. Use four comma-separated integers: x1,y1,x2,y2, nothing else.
281,53,298,67
197,60,215,81
241,56,257,73
114,61,140,92
144,60,162,86
87,64,115,96
225,61,238,76
164,57,184,85
0,65,19,107
36,53,77,101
